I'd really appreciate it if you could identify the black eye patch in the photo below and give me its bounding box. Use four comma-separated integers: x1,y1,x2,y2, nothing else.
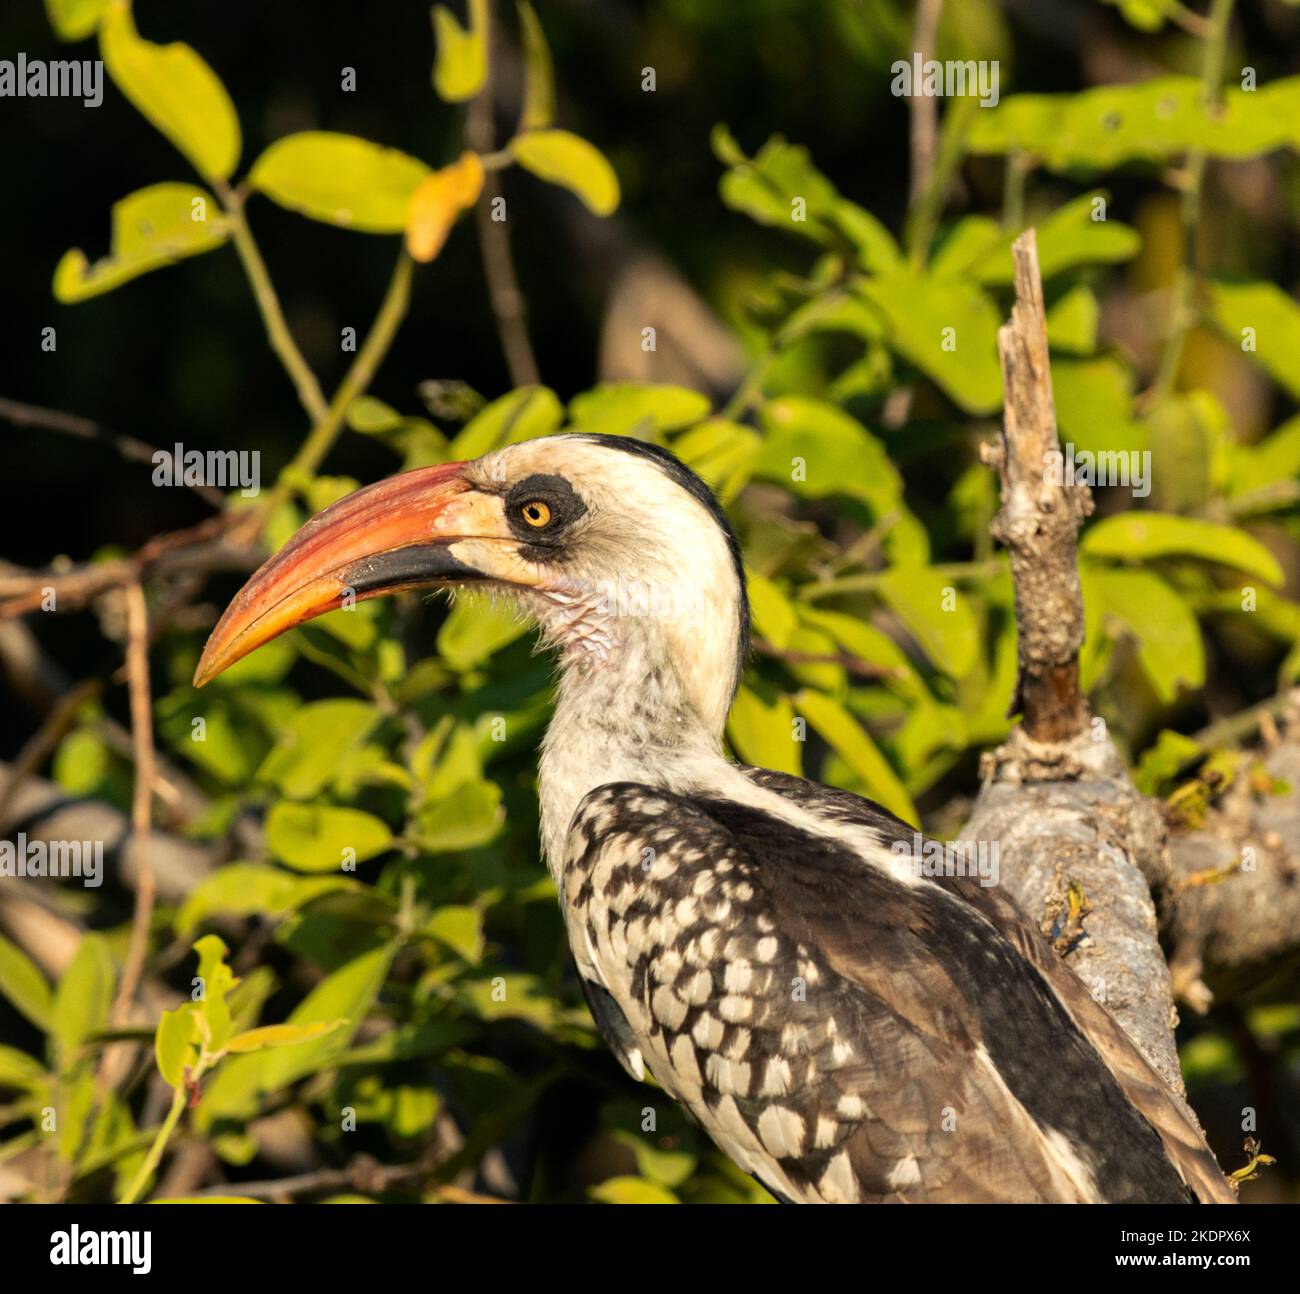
503,473,588,550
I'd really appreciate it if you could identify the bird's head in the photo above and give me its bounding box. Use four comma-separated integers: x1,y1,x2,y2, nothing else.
194,433,749,735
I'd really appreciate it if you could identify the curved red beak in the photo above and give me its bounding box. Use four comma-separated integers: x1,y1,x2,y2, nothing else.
194,462,479,687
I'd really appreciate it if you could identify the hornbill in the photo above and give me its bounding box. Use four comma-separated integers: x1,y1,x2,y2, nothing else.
195,434,1234,1204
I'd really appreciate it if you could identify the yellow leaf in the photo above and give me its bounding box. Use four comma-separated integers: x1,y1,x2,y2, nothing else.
54,183,227,303
223,1020,345,1053
431,0,488,102
516,1,554,132
45,0,110,42
100,3,240,182
511,130,620,216
405,152,485,262
249,132,431,233
155,1004,199,1088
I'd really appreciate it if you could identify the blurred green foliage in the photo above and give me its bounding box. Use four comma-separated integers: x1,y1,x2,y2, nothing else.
4,0,1300,1202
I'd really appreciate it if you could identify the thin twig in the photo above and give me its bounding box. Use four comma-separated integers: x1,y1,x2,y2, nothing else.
1191,691,1294,750
0,398,224,507
0,678,101,832
1150,0,1236,400
108,582,158,1029
217,185,330,425
182,1156,508,1202
274,251,415,493
468,12,540,386
93,583,159,1134
907,0,945,208
0,510,259,621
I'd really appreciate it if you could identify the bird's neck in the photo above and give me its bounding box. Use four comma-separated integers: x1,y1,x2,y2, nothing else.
535,601,736,880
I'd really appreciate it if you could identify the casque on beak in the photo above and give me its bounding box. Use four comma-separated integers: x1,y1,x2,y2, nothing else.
194,461,493,687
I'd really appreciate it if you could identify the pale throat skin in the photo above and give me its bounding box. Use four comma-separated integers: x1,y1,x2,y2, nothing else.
463,440,746,876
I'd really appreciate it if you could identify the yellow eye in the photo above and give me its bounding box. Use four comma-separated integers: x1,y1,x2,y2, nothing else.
520,500,552,528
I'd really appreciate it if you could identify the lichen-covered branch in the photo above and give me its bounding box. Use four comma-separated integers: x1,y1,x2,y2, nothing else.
1153,692,1300,1012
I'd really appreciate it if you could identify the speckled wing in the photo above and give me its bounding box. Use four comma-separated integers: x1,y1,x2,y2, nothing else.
564,779,1202,1204
742,766,1236,1205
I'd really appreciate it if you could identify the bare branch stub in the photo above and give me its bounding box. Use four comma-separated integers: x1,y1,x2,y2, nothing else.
989,229,1094,742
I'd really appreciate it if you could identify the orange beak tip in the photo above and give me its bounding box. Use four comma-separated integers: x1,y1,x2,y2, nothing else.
191,462,474,692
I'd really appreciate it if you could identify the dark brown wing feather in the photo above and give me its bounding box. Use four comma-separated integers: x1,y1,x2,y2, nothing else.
742,766,1236,1204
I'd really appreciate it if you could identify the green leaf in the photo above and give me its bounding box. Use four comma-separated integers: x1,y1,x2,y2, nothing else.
155,1004,199,1088
974,194,1139,285
458,973,563,1027
794,690,917,825
1207,278,1300,401
437,593,528,670
415,779,505,852
253,944,396,1090
590,1175,679,1204
857,273,1002,414
57,1067,96,1165
257,700,383,799
1052,356,1147,456
830,199,901,274
0,933,53,1032
51,935,115,1069
727,684,801,776
673,419,761,504
0,1044,46,1090
224,1020,344,1053
609,1129,697,1189
422,905,485,963
265,803,394,873
1103,0,1179,32
431,0,488,102
347,396,404,434
44,0,110,42
53,183,228,303
516,1,555,132
1134,729,1203,796
797,607,926,699
52,728,111,795
748,574,798,650
875,567,979,678
569,383,710,437
711,126,878,256
969,77,1299,170
176,863,360,936
249,132,431,232
193,934,238,1053
1046,285,1100,355
754,397,902,514
449,385,564,458
1081,514,1283,586
1144,391,1233,513
1230,413,1300,498
100,5,240,182
1086,566,1204,703
511,130,620,216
